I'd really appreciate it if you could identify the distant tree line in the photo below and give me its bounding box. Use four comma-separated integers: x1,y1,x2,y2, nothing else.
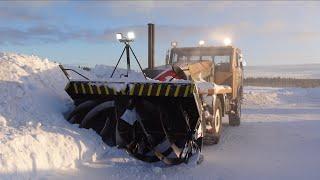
244,77,320,88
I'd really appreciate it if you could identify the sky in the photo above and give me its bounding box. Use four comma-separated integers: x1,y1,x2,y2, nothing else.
0,1,320,69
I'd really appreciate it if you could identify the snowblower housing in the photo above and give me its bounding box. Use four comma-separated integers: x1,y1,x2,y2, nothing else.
63,77,202,165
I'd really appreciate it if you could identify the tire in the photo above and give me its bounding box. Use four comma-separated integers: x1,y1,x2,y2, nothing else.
239,86,243,100
205,98,222,145
229,99,241,126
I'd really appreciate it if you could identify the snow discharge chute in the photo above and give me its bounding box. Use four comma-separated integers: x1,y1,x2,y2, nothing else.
63,80,203,165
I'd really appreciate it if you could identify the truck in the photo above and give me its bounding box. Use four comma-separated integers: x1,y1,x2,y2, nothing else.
60,24,244,165
145,44,244,145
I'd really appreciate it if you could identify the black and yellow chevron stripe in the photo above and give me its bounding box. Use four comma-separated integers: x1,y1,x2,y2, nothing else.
65,81,195,97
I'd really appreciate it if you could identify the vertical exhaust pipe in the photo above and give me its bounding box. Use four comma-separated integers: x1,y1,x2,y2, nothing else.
148,23,155,69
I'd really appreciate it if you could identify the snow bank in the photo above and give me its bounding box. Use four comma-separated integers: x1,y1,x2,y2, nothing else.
65,64,192,93
65,64,156,91
243,87,281,106
245,64,320,79
243,86,320,107
0,53,108,179
65,64,146,82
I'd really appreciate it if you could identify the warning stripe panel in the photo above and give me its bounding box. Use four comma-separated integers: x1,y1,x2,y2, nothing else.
102,85,109,95
147,84,153,96
156,84,162,96
96,85,101,95
174,85,181,97
129,84,135,95
165,84,171,96
66,81,194,97
73,83,78,94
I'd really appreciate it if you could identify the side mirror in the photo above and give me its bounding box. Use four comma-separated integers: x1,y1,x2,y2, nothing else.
241,59,247,67
239,53,246,67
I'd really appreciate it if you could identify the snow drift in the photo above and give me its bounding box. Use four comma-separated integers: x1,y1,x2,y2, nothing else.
0,53,109,179
1,52,320,180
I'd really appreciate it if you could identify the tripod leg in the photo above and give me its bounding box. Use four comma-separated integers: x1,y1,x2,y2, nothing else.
110,47,126,78
129,46,147,79
126,44,130,77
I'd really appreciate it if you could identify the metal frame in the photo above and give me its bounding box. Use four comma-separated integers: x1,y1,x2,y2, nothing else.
59,64,90,81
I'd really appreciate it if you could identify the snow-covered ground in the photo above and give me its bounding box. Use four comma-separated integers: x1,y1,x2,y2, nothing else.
58,86,320,180
1,53,320,180
245,64,320,79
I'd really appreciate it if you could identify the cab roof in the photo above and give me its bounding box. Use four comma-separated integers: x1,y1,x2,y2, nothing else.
171,46,241,56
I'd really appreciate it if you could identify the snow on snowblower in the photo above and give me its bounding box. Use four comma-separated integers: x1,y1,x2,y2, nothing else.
59,24,244,165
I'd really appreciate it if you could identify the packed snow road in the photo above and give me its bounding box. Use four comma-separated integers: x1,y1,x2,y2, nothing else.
0,53,319,180
56,87,320,180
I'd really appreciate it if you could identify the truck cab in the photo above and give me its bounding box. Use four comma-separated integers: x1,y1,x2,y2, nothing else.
166,45,244,100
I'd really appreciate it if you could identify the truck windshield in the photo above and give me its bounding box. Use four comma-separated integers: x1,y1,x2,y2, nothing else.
172,52,230,65
171,52,231,71
214,56,230,72
172,55,214,62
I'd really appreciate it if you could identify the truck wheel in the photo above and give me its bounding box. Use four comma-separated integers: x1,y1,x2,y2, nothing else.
205,98,222,145
239,86,243,99
229,100,241,126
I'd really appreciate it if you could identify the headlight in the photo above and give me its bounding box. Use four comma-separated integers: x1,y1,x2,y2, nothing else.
171,41,178,48
199,40,205,46
223,38,231,46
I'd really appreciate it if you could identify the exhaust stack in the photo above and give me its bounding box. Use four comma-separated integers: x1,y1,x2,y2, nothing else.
148,23,155,69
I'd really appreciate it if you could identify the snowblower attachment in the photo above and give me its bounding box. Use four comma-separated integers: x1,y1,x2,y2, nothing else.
64,80,203,165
